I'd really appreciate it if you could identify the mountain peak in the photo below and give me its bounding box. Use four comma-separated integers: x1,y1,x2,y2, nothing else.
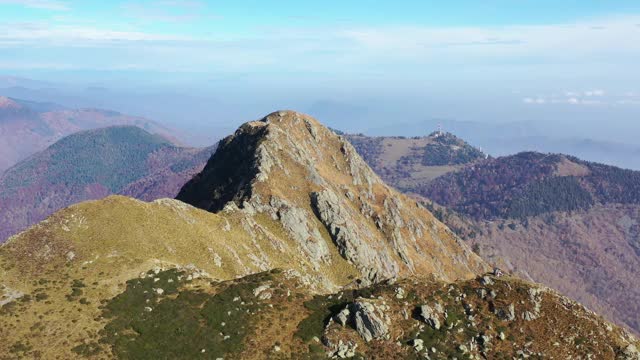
178,110,371,212
2,111,638,358
178,110,487,285
0,96,22,110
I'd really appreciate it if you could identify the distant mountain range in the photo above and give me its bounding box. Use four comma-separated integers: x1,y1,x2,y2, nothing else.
0,126,215,242
411,152,640,334
344,131,640,334
0,95,176,172
365,118,640,171
345,131,486,193
4,77,639,170
424,152,640,220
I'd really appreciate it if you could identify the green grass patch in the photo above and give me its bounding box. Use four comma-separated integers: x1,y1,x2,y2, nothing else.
99,269,272,360
72,342,102,357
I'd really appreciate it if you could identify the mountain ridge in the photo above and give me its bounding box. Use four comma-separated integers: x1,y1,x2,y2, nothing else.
178,110,487,285
0,125,215,242
423,151,640,220
344,131,486,195
0,96,177,172
419,150,640,334
0,111,638,359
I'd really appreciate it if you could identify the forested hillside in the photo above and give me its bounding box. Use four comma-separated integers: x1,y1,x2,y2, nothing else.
423,152,640,220
0,96,175,172
417,151,640,334
0,126,215,242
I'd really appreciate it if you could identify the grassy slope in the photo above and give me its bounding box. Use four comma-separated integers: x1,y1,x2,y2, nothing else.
2,263,637,359
0,195,360,358
0,126,213,242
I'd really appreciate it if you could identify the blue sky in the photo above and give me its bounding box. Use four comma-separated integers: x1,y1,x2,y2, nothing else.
1,0,640,130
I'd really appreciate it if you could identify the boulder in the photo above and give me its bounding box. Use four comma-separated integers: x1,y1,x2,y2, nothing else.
332,340,358,359
350,300,390,342
334,307,350,327
622,344,640,360
419,303,444,330
412,339,424,352
495,303,516,321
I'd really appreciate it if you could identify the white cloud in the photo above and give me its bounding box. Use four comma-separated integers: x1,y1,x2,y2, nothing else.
0,22,194,44
584,89,605,96
617,99,640,105
0,0,68,10
339,15,640,62
523,97,546,104
520,88,640,106
0,13,639,76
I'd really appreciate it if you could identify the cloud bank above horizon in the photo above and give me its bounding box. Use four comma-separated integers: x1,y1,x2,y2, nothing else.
0,0,639,115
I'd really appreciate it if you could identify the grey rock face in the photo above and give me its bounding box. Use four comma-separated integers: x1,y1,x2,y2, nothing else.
339,138,380,190
419,303,444,330
331,340,358,358
495,303,516,321
622,344,640,360
350,300,390,342
334,307,350,327
521,287,542,321
311,189,399,284
269,197,332,267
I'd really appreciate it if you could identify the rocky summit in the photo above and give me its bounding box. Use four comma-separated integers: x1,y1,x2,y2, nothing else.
0,111,638,359
177,110,487,287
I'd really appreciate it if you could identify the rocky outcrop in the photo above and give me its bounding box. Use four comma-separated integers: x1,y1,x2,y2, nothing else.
317,275,639,360
334,308,350,327
621,344,640,360
495,303,516,321
177,122,268,212
311,189,399,283
330,340,358,359
522,287,543,321
419,303,444,330
350,299,391,342
176,110,488,289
